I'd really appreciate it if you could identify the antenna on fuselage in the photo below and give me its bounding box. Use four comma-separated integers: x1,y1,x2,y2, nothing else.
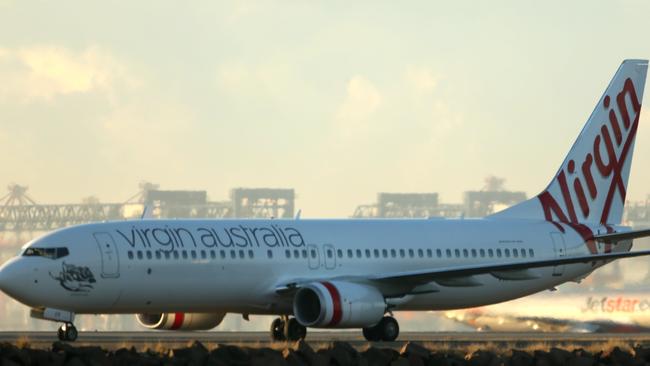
295,209,302,220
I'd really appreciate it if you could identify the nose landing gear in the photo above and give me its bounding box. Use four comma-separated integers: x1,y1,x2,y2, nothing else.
270,316,307,341
57,323,78,342
30,308,78,342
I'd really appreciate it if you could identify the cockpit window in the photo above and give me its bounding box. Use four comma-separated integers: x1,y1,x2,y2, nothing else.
23,247,69,259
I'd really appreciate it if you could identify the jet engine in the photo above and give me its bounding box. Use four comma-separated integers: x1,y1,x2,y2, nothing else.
293,281,386,328
136,312,225,330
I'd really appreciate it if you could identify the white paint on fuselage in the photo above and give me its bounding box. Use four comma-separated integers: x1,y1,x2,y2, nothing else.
1,217,627,317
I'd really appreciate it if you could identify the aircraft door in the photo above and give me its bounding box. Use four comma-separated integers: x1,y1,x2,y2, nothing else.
93,232,120,278
550,232,566,276
323,244,336,270
307,245,320,270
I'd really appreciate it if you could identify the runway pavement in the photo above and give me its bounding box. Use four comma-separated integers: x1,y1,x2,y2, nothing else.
3,331,650,350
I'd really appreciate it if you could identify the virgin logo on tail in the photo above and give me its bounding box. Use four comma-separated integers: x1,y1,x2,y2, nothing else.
539,78,642,228
488,60,647,254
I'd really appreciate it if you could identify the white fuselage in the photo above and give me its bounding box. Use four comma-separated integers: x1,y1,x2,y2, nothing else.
445,289,650,332
0,217,627,318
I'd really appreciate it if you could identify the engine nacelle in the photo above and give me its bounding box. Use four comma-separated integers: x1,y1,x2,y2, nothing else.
293,281,385,328
136,312,225,331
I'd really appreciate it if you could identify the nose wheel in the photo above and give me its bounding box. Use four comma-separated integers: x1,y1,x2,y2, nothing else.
270,316,307,341
57,323,78,342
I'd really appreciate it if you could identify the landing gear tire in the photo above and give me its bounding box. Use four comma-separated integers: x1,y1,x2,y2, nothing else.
285,318,307,341
270,317,307,341
362,316,399,342
270,318,286,341
58,323,78,342
378,316,399,341
362,326,381,342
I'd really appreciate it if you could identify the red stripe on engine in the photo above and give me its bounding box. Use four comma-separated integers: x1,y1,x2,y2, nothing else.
170,312,184,330
322,282,342,326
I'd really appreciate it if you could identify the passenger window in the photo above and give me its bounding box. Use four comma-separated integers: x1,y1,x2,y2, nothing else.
248,250,254,258
513,249,518,258
463,249,468,258
488,249,494,257
294,249,300,258
128,251,134,260
220,250,226,259
446,249,452,258
479,249,485,257
302,249,307,258
418,249,424,258
164,251,171,260
426,249,432,258
471,249,477,257
337,249,343,258
327,250,333,258
521,249,526,257
347,249,353,258
267,250,273,259
230,250,236,259
408,249,414,258
146,251,152,260
529,249,534,257
173,251,179,259
437,249,442,258
391,249,397,258
373,249,379,258
137,251,143,260
399,249,405,258
201,250,207,259
191,250,197,259
382,249,388,258
505,249,510,257
155,251,162,260
455,249,460,258
182,250,188,259
356,249,362,258
210,251,216,259
496,249,502,258
365,249,371,258
239,250,245,259
285,250,291,258
310,249,316,258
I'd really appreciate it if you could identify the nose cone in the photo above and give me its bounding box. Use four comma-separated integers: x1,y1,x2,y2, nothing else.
0,258,26,298
0,262,6,292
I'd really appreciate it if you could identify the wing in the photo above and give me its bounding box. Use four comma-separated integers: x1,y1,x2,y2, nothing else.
276,250,650,295
370,250,650,284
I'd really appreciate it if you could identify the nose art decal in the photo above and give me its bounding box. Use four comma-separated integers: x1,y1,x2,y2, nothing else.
49,262,97,292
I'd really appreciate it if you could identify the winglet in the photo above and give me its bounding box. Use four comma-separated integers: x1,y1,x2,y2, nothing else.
141,205,154,219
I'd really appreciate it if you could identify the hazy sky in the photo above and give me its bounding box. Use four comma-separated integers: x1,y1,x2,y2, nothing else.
1,1,649,217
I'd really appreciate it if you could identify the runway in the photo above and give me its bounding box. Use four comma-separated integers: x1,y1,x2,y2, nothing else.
4,331,650,350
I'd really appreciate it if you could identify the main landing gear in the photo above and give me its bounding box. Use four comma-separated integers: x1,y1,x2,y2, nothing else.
362,316,399,342
57,323,78,342
270,316,307,341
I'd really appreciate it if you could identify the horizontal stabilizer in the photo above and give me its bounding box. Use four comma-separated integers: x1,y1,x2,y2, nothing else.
593,228,650,243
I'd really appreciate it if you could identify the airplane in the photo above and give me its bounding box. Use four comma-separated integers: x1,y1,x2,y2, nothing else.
0,59,648,342
445,289,650,333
